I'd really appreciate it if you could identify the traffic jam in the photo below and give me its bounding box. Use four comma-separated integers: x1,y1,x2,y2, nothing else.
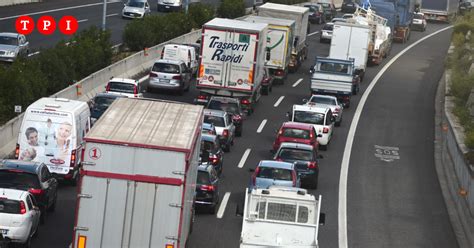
0,0,438,247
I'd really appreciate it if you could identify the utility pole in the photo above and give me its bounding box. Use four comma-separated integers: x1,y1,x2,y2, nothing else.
185,0,189,14
102,0,107,31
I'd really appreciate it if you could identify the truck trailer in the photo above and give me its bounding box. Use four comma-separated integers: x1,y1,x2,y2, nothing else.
72,98,203,248
420,0,459,22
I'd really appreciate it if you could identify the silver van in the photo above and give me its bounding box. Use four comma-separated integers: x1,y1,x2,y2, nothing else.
148,59,192,95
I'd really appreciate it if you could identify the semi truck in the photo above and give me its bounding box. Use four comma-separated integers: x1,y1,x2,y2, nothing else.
384,0,416,43
239,187,325,248
72,98,203,248
196,18,268,115
420,0,459,22
257,3,309,73
243,16,295,84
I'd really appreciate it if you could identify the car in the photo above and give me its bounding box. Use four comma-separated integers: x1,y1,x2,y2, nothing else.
0,160,58,224
148,59,192,95
250,160,300,189
89,93,126,125
195,163,220,214
203,109,236,152
341,1,358,13
105,77,143,98
272,122,321,153
305,4,325,24
206,96,245,137
304,94,343,126
411,12,427,32
0,188,41,247
330,17,347,24
261,67,274,95
320,23,334,43
200,134,224,175
202,122,217,135
0,32,29,63
157,0,182,11
317,2,336,20
274,142,321,189
122,0,151,19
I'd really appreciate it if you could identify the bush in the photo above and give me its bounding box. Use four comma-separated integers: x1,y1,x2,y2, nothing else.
217,0,245,19
188,3,215,28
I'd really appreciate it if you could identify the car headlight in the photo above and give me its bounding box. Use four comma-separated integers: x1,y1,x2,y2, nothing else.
6,51,16,56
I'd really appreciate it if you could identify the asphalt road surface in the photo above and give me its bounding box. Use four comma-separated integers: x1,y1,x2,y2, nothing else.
23,20,458,248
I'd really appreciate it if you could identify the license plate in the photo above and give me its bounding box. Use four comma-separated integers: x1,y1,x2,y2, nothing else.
0,229,8,235
159,79,169,83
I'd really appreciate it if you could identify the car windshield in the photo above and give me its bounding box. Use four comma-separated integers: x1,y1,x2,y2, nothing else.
319,62,349,73
293,111,325,125
127,1,145,7
152,63,180,74
278,148,313,161
0,170,40,189
108,82,135,94
197,171,210,184
282,128,311,139
0,198,21,214
201,140,215,152
310,96,337,105
257,167,292,181
0,36,18,46
204,115,225,127
207,100,239,114
322,24,334,31
414,13,423,19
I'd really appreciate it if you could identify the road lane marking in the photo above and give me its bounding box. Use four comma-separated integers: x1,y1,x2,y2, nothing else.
274,96,285,107
106,13,119,17
256,119,267,133
292,78,303,87
27,51,40,57
308,31,319,37
78,19,88,23
216,192,230,218
238,149,251,168
0,1,123,21
337,25,454,248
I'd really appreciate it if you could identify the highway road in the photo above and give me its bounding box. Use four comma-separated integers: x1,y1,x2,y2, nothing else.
24,19,459,247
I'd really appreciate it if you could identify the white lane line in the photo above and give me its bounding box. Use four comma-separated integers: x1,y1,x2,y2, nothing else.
27,51,40,57
216,192,231,218
308,31,319,37
0,1,123,21
237,149,251,168
256,119,267,133
337,25,453,248
77,19,88,23
292,78,303,87
106,13,119,17
274,96,285,107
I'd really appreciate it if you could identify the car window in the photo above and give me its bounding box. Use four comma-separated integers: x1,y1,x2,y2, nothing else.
319,62,348,73
0,198,21,214
94,96,116,106
0,170,40,189
278,148,313,161
127,1,145,8
293,110,325,125
257,167,292,181
226,114,232,126
310,96,337,105
152,63,180,74
204,115,225,127
26,195,33,210
201,140,215,152
0,36,18,46
207,100,240,114
41,166,52,182
197,171,210,184
325,110,333,125
108,82,135,94
282,128,311,139
322,24,334,31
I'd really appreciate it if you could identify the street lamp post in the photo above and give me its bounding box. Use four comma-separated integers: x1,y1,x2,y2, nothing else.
102,0,108,31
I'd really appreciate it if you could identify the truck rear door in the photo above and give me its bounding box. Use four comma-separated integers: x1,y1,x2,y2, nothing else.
266,26,288,69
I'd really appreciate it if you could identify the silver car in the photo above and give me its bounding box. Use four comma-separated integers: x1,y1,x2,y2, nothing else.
304,94,343,126
122,0,151,19
203,109,236,152
148,59,192,95
319,23,334,43
0,33,29,62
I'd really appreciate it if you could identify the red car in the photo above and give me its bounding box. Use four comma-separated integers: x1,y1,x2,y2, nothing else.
272,122,321,153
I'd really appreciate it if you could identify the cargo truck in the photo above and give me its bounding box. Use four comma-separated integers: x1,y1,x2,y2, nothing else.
420,0,459,22
383,0,416,43
239,187,325,248
72,98,203,248
257,3,309,73
243,16,295,84
196,18,268,115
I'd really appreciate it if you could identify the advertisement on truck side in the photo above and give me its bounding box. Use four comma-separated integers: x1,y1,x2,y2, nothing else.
266,26,290,68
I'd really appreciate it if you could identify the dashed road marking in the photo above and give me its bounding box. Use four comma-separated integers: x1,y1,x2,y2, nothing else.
308,31,319,37
238,149,251,168
216,192,231,218
106,13,119,17
257,119,267,133
274,96,285,107
78,19,88,23
292,78,303,87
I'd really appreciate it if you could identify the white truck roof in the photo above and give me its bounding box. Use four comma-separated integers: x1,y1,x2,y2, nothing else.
251,186,316,201
204,18,267,32
258,2,309,14
86,98,203,154
27,97,88,112
243,15,295,27
293,104,328,114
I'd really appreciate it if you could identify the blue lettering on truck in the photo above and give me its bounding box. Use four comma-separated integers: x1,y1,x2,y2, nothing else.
209,36,249,63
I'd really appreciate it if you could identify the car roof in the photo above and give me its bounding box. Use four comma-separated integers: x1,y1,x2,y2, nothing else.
0,159,40,174
258,160,294,170
204,109,226,117
0,188,28,201
311,94,337,100
281,121,314,130
0,32,20,38
153,59,184,65
278,142,314,151
293,104,329,114
209,96,239,103
201,133,218,142
109,77,137,85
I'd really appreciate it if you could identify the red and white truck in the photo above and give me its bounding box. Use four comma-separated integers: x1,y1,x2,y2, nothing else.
196,18,268,114
72,98,203,248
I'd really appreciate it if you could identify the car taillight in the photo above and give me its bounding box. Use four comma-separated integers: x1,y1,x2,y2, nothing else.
323,127,329,133
28,188,44,195
105,83,110,92
20,201,26,214
252,167,260,186
232,114,242,121
222,129,229,137
310,131,314,138
210,155,219,165
165,244,174,248
149,72,158,78
70,150,76,167
134,85,138,97
200,185,215,191
308,161,317,169
278,128,283,135
160,48,164,59
241,99,250,105
334,107,340,113
15,144,19,159
172,75,182,80
198,95,207,100
292,171,297,187
275,69,284,76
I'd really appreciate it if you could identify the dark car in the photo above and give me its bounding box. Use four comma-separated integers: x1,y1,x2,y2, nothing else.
318,2,336,20
200,134,224,175
341,1,358,13
89,93,126,125
206,96,245,137
274,142,321,189
0,159,58,223
195,163,220,214
305,4,325,24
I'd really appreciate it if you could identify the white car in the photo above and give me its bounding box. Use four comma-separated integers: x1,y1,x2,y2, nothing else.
320,23,334,43
304,94,343,127
0,188,40,246
411,12,427,32
105,77,143,98
289,104,334,150
122,0,151,19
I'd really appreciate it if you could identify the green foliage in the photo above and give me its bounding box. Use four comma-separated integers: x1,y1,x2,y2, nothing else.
188,3,215,28
217,0,245,19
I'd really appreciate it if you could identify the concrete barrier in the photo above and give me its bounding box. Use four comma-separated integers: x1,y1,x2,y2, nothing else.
0,0,41,7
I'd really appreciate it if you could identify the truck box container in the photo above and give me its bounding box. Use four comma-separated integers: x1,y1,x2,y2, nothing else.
420,0,458,22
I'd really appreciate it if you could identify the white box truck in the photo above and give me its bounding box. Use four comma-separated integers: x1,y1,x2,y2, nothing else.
197,18,268,114
72,98,203,248
257,3,309,72
239,186,325,248
243,16,295,84
329,21,371,81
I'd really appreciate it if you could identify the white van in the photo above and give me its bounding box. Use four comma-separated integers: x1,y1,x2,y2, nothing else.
15,97,91,184
161,44,198,75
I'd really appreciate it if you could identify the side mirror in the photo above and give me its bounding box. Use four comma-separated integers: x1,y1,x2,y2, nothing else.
319,213,326,225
